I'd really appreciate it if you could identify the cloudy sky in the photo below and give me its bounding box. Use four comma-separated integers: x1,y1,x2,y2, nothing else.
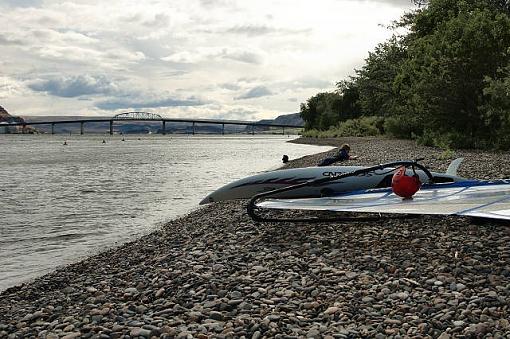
0,0,416,120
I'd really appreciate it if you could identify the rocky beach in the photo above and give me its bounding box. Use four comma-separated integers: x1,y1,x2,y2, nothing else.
1,136,509,339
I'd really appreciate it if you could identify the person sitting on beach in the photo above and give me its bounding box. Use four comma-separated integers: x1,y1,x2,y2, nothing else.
317,143,358,166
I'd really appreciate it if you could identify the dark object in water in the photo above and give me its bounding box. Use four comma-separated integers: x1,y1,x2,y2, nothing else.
282,155,289,163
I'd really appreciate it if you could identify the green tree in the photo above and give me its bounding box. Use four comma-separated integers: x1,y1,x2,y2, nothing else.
355,36,407,117
394,1,510,147
300,87,363,131
482,64,510,148
335,80,362,120
300,92,342,130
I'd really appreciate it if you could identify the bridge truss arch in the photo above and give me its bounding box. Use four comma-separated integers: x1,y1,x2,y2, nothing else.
113,111,163,120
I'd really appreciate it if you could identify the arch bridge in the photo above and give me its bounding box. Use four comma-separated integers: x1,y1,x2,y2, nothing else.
113,112,163,120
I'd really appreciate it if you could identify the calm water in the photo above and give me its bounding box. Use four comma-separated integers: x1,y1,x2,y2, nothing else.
0,134,331,291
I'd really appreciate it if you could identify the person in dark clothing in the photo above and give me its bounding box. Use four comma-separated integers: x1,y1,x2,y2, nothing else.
317,143,357,166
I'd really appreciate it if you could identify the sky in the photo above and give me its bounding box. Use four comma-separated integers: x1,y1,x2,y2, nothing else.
0,0,416,120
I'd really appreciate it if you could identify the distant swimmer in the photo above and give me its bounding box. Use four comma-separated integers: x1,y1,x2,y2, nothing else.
63,140,68,145
122,138,125,141
102,139,106,144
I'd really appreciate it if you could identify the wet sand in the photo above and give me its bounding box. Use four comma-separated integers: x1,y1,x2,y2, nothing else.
1,136,509,338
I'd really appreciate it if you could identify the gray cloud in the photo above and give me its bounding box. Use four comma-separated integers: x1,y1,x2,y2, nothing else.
0,34,24,45
199,0,216,6
199,0,233,8
162,48,263,65
211,108,259,121
277,78,332,91
95,96,208,110
237,77,260,83
224,25,310,37
220,83,241,91
1,0,42,7
225,25,277,36
221,50,262,64
28,73,209,110
128,39,174,60
380,0,417,5
142,14,171,28
235,86,273,100
295,78,332,89
350,0,417,7
28,75,118,97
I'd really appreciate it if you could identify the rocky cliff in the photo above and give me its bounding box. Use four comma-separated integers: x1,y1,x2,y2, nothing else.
0,105,24,123
0,106,37,133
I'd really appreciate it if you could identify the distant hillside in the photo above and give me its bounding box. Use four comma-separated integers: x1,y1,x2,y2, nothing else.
252,113,301,126
248,112,303,132
261,112,303,126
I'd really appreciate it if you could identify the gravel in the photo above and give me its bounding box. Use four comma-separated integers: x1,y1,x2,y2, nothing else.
0,136,509,339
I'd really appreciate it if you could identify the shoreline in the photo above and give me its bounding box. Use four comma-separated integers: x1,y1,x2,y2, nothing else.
1,136,509,338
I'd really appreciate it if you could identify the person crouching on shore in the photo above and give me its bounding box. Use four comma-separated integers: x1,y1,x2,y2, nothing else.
317,143,358,166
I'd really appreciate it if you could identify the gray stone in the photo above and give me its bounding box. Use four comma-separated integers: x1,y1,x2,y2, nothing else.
209,311,224,321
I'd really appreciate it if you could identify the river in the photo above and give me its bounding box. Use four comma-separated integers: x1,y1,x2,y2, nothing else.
0,134,331,291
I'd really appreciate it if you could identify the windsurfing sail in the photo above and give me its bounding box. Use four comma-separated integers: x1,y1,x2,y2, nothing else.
246,159,510,222
256,180,510,221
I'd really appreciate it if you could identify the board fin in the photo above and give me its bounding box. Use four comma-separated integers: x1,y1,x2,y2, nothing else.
446,157,464,176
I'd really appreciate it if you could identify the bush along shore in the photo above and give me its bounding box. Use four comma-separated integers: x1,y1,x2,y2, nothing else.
1,136,509,339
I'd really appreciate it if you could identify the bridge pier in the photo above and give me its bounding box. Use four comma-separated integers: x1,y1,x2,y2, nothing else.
251,125,254,135
80,122,84,135
109,120,113,135
51,123,55,135
222,123,224,135
162,121,166,135
192,122,195,135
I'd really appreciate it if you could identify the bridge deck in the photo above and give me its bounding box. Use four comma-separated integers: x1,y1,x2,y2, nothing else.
2,117,304,129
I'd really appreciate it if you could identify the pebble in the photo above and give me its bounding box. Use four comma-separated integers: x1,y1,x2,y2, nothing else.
324,306,339,315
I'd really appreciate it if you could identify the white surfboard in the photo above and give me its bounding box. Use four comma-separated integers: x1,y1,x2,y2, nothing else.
256,180,510,221
200,158,467,204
